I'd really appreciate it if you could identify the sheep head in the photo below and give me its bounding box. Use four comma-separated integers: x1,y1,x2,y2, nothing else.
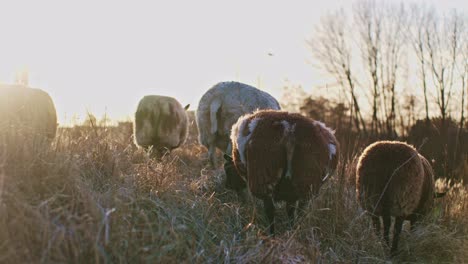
223,153,246,191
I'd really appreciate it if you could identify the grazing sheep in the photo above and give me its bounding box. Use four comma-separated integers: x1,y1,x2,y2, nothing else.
356,141,443,255
196,81,280,166
134,95,189,155
0,84,57,142
224,110,339,234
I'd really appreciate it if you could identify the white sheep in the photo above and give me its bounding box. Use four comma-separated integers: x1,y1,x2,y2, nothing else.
196,81,280,166
134,95,189,156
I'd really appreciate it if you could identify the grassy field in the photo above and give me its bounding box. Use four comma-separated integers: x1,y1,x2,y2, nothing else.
1,116,467,263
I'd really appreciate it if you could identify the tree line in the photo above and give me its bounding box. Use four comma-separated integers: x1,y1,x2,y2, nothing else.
284,1,467,181
309,0,467,137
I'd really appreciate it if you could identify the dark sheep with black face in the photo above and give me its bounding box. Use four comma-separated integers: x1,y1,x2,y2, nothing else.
356,141,445,255
224,110,339,234
134,95,189,156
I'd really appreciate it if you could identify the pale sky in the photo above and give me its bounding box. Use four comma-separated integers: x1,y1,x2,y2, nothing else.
0,0,466,124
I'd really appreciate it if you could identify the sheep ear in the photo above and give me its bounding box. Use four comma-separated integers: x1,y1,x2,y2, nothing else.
434,192,446,198
223,153,233,162
184,104,190,110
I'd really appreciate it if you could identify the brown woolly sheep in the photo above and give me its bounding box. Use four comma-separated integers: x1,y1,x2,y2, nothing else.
134,95,189,156
224,110,339,234
356,141,444,255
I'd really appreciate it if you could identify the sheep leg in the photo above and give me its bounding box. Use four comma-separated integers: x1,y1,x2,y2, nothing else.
208,144,217,167
371,215,381,237
382,213,391,246
408,214,420,231
286,201,297,227
391,217,404,256
409,218,416,232
263,197,275,235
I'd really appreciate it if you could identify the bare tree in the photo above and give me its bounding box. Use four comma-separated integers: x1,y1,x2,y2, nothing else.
311,0,466,143
425,10,463,129
280,83,308,112
400,93,417,136
454,39,467,172
458,29,468,129
309,10,367,134
409,5,431,122
353,1,408,137
380,3,407,137
354,1,382,135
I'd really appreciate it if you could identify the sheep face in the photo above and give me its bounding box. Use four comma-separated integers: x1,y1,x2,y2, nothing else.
223,154,246,191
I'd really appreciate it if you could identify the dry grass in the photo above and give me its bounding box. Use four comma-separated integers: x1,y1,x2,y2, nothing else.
0,119,466,263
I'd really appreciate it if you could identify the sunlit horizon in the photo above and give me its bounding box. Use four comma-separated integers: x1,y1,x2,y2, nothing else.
1,0,466,125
